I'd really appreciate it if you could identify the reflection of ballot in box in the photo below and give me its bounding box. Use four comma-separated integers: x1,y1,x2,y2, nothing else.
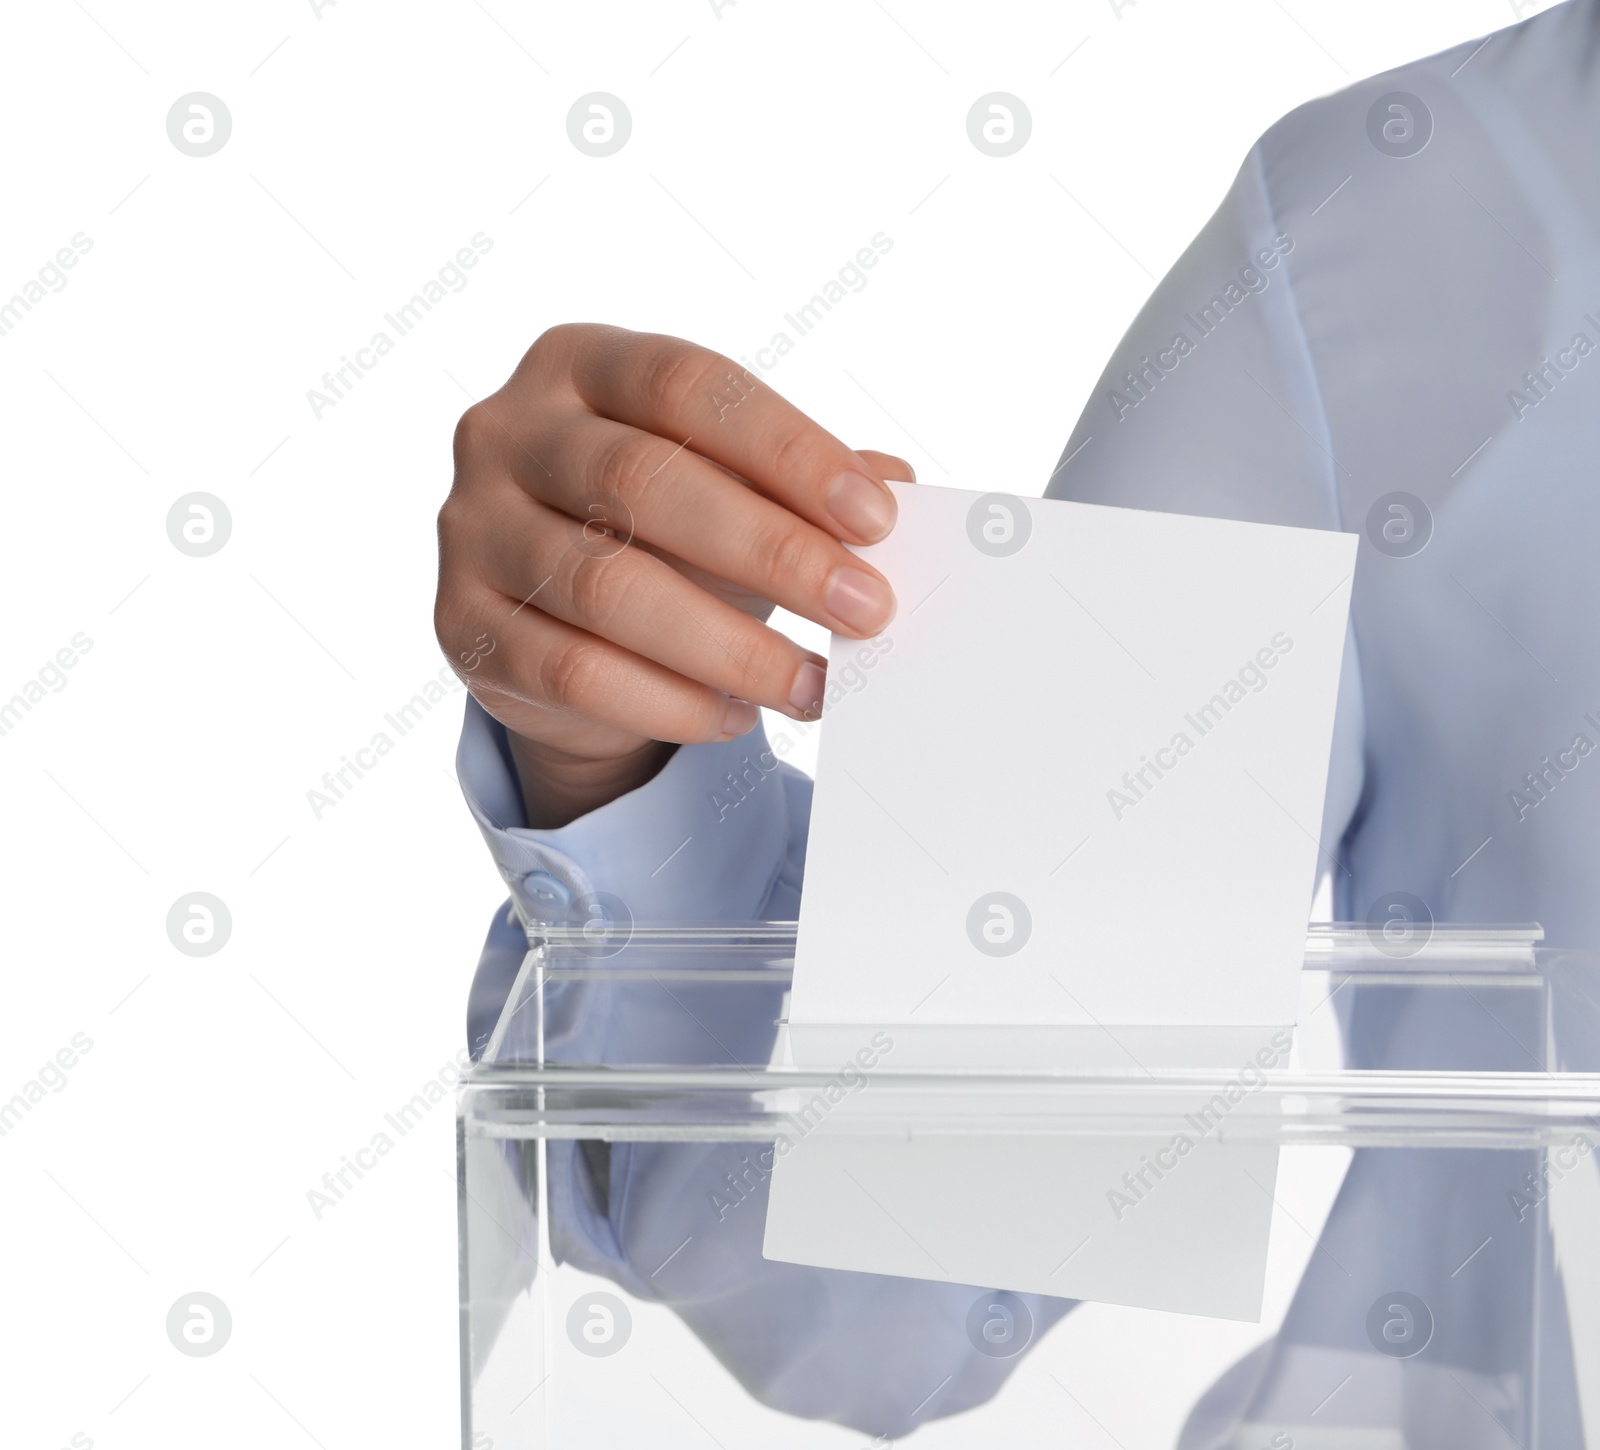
458,922,1600,1449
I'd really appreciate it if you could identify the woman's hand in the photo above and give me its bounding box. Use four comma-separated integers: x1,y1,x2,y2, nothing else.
435,323,910,826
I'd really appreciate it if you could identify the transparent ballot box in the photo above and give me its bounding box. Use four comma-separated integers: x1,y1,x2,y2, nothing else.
457,924,1600,1449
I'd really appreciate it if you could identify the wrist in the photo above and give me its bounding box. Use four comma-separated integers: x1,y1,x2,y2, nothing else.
506,732,678,828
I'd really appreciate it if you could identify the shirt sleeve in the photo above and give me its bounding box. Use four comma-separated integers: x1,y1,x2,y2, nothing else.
1044,140,1368,914
457,693,809,1056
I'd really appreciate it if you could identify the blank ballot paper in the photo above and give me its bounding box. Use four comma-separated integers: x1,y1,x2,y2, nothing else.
764,479,1358,1320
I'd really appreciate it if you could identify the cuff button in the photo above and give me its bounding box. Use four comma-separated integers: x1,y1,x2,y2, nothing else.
520,870,573,912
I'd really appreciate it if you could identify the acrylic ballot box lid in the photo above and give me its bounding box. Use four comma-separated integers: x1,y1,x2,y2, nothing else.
464,922,1600,1142
456,924,1600,1450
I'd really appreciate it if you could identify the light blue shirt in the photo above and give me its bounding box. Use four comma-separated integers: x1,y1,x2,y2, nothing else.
457,3,1599,1441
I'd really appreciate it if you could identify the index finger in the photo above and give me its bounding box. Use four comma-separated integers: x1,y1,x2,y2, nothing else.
569,327,900,546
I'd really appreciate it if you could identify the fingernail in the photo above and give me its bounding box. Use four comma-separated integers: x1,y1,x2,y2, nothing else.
722,697,758,738
788,659,827,719
825,566,895,634
826,471,897,543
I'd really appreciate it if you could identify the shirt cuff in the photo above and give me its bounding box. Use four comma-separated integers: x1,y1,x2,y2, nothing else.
455,694,798,930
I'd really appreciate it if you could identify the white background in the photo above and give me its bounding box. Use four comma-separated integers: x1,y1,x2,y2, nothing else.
0,1,1550,1446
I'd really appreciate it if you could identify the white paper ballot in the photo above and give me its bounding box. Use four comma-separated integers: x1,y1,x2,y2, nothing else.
788,481,1357,1030
763,481,1357,1320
